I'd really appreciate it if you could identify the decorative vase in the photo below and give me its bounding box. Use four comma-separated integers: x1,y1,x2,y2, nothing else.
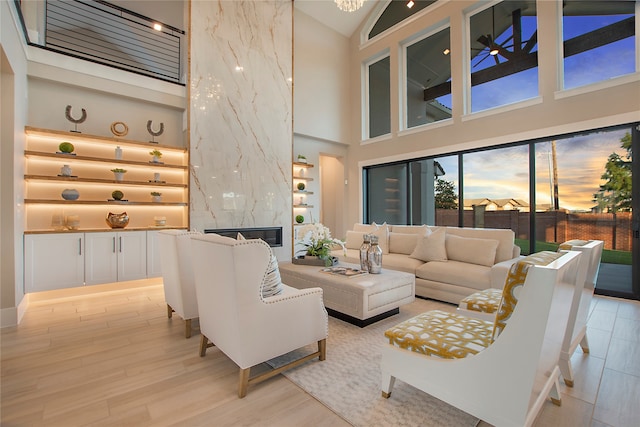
153,172,161,182
61,189,79,200
65,215,80,230
115,146,122,160
106,212,129,228
367,235,383,274
114,172,125,181
152,195,162,203
359,234,371,272
152,155,160,163
60,165,72,176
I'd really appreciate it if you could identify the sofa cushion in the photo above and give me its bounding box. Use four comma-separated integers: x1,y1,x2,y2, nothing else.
409,228,447,262
445,234,500,267
389,224,430,235
382,253,425,274
416,260,491,290
389,231,426,255
345,226,389,254
444,227,515,263
345,230,366,250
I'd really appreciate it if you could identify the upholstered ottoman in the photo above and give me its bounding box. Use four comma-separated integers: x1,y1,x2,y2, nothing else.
279,262,415,327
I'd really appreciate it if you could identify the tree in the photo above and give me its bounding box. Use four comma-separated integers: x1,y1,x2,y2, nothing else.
593,132,632,213
435,178,458,209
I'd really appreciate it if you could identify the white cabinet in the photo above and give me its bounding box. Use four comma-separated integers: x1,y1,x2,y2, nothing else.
24,234,85,292
85,231,147,285
146,230,163,278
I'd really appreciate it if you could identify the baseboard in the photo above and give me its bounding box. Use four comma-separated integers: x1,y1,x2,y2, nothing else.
0,294,29,328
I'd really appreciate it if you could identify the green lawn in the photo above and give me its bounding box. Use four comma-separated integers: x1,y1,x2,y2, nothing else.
514,239,632,265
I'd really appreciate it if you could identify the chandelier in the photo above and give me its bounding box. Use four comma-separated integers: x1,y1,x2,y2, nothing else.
334,0,364,13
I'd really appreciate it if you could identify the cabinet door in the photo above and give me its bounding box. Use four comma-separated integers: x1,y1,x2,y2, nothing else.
24,234,84,292
85,233,118,285
117,231,147,281
146,230,163,278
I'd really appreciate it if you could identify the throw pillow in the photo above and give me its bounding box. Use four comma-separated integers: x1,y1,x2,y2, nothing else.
345,230,367,249
409,228,447,262
445,234,500,267
389,231,429,255
237,233,283,298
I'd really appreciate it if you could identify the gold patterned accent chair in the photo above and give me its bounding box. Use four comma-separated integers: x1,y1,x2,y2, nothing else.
157,229,202,338
190,233,328,398
381,250,583,427
457,240,603,386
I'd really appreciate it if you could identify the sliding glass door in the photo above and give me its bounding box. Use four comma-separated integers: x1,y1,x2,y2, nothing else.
363,123,638,299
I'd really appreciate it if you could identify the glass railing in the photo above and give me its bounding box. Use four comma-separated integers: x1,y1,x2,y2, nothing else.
15,0,185,84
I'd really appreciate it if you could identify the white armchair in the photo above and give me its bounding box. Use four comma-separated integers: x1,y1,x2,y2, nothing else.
157,229,201,338
457,239,603,386
381,251,584,427
190,233,328,398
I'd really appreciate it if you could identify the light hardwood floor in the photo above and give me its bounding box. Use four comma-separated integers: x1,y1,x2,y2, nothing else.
2,279,639,426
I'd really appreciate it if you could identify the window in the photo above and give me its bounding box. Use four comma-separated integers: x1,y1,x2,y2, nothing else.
562,0,636,90
368,1,437,40
468,1,538,112
461,145,530,235
365,163,408,224
366,55,391,139
404,26,451,129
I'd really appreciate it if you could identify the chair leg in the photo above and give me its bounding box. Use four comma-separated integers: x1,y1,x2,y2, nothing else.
199,334,209,357
381,372,395,398
550,376,562,406
318,339,326,361
238,368,250,398
185,319,192,339
579,333,590,354
167,304,173,318
559,357,575,387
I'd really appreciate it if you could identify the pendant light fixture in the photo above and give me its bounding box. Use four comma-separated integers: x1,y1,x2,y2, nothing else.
334,0,364,13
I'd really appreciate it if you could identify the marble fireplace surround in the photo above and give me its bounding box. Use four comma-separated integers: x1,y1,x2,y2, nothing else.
189,0,293,260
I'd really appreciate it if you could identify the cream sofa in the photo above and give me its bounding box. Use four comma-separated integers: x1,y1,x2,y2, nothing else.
331,223,521,304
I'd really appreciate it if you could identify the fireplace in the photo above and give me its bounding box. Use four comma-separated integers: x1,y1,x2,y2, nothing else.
204,227,283,247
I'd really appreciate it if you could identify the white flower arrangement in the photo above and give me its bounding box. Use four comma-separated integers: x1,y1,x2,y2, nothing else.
296,223,346,262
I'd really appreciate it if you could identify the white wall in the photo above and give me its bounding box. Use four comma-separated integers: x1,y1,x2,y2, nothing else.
294,9,351,144
345,0,640,225
1,0,29,326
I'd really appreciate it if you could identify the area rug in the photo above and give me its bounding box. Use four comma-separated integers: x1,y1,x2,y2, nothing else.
268,298,480,427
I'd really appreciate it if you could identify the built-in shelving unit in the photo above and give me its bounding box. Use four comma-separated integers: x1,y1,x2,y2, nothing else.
24,126,189,231
293,161,314,221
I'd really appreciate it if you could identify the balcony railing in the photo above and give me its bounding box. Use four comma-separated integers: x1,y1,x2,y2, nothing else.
17,0,185,84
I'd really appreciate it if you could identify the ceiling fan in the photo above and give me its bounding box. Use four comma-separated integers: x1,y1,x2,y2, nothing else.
471,7,534,68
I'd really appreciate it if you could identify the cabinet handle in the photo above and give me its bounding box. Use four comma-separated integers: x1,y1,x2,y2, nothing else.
119,236,123,253
79,238,82,255
113,237,116,253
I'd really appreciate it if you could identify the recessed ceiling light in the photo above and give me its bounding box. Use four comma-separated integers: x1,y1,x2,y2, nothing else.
443,48,450,55
153,23,162,31
407,1,415,8
489,47,499,56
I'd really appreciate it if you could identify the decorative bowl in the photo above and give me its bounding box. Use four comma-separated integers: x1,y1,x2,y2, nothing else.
61,188,80,200
106,212,129,228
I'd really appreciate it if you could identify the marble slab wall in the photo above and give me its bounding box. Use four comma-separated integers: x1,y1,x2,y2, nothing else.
189,0,293,258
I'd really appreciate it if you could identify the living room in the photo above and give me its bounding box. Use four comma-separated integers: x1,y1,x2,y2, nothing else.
1,0,639,425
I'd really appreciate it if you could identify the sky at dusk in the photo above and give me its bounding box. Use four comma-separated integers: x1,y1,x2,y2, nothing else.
435,128,630,212
432,5,635,212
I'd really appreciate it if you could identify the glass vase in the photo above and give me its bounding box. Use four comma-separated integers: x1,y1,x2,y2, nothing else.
367,235,383,274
